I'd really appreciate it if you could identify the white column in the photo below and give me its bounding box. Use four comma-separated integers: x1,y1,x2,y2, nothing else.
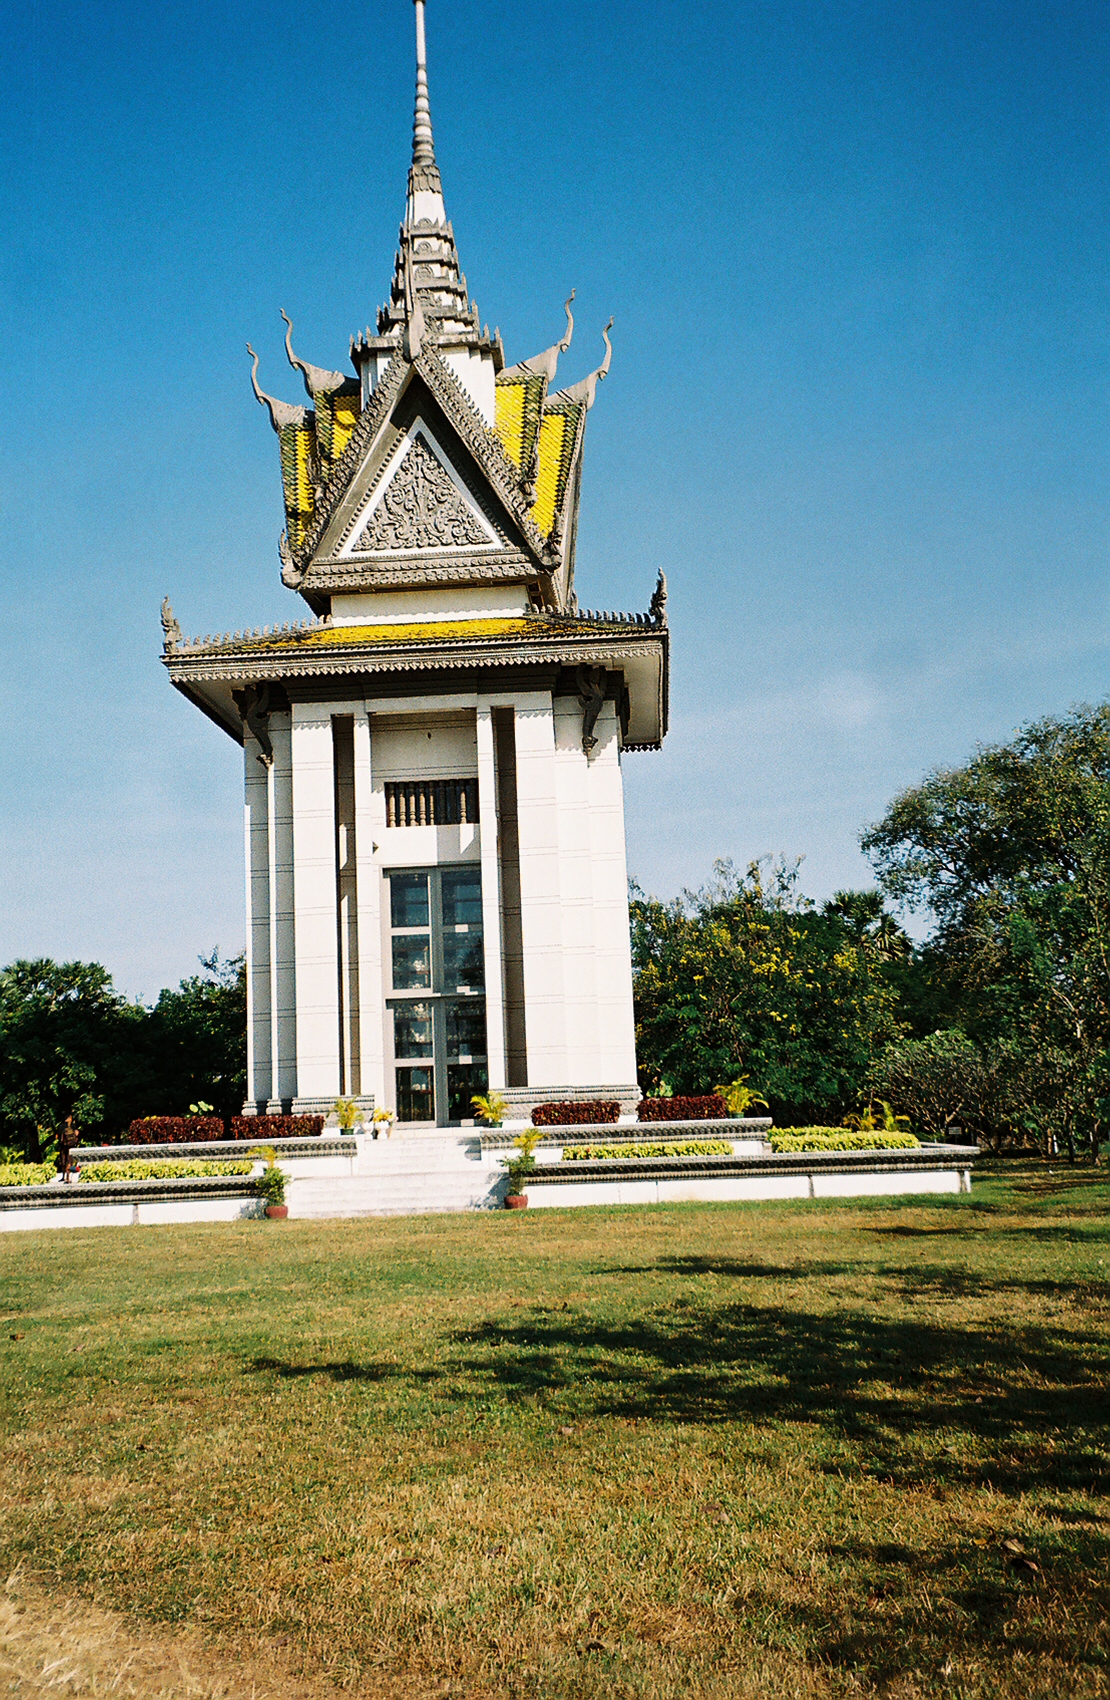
552,696,600,1081
291,704,341,1110
476,702,506,1089
512,692,567,1087
586,701,638,1082
243,733,271,1108
269,712,297,1107
353,707,383,1109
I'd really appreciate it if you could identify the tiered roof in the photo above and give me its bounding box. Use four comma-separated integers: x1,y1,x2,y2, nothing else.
241,1,619,618
163,0,668,750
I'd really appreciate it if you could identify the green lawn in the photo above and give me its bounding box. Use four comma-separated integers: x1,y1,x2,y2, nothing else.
1,1163,1107,1699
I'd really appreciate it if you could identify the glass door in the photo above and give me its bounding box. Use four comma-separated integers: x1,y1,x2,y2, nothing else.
388,867,488,1126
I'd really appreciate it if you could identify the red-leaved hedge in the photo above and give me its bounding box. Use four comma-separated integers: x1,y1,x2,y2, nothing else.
531,1101,620,1127
127,1116,225,1144
227,1115,326,1140
637,1095,728,1122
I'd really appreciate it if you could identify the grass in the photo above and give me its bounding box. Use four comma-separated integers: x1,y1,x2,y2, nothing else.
0,1161,1107,1700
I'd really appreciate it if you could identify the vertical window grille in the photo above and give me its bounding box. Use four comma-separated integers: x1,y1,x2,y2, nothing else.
385,778,479,827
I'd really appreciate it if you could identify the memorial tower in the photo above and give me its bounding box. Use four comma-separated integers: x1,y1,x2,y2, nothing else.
162,0,669,1125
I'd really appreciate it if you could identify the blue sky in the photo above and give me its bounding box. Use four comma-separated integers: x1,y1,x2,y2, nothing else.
1,0,1107,998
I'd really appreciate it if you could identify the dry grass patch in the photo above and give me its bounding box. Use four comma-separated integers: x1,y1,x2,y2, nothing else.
0,1163,1107,1699
0,1570,377,1698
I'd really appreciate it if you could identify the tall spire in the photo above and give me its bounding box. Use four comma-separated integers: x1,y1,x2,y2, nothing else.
364,0,482,345
406,0,445,223
411,0,437,174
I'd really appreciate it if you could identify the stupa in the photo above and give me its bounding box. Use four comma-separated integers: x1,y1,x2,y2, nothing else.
162,0,669,1125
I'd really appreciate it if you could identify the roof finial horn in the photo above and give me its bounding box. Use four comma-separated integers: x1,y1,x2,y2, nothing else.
246,344,307,432
559,289,576,354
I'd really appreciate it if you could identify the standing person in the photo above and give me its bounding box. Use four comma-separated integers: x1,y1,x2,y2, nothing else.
57,1114,78,1182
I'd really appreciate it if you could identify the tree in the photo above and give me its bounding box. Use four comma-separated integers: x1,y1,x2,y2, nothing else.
0,952,248,1154
631,860,903,1122
869,1030,989,1139
0,960,145,1158
862,704,1110,1156
144,951,247,1123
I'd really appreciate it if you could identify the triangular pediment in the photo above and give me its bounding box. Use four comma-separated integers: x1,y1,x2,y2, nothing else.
338,423,500,558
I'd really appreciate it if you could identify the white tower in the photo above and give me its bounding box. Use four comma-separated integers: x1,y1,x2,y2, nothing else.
163,1,669,1127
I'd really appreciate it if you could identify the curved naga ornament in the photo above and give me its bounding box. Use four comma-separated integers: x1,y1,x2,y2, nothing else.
246,345,307,431
280,310,350,398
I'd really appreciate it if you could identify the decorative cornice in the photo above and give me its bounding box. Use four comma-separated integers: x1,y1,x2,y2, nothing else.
412,345,553,563
329,421,508,560
165,629,665,686
289,353,409,572
304,553,538,591
350,434,490,553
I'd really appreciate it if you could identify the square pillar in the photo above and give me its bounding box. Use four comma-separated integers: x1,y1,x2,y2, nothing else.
269,711,297,1109
512,692,568,1086
291,704,341,1111
243,732,271,1109
353,707,383,1109
476,703,506,1089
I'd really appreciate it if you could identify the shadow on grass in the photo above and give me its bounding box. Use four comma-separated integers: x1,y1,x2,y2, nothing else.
250,1356,392,1383
434,1285,1110,1495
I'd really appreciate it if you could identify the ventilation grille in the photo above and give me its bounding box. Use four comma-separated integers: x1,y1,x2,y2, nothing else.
385,778,480,827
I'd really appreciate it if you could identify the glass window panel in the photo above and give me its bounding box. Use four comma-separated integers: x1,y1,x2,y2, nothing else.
448,1062,488,1123
446,998,486,1060
392,935,431,990
390,871,429,929
441,867,483,928
393,1003,433,1059
443,932,484,992
396,1066,434,1124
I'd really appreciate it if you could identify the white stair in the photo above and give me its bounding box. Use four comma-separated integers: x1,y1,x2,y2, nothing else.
286,1134,505,1219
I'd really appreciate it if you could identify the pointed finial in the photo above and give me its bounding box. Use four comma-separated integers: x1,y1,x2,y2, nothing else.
246,343,307,432
161,597,182,653
280,310,348,399
560,290,576,354
553,317,615,411
412,0,436,169
597,316,614,383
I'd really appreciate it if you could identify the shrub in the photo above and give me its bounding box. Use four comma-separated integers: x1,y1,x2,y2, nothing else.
0,1162,55,1187
531,1101,620,1127
770,1129,920,1153
127,1116,225,1145
79,1159,253,1182
228,1115,325,1141
247,1146,289,1206
637,1095,728,1122
563,1141,733,1161
502,1129,541,1195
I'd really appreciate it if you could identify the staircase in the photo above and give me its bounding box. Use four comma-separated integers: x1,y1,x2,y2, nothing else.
286,1133,504,1220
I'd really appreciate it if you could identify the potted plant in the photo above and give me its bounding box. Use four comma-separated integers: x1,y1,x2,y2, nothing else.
333,1097,362,1136
714,1076,769,1118
249,1146,290,1218
471,1090,509,1129
372,1106,394,1140
502,1128,539,1208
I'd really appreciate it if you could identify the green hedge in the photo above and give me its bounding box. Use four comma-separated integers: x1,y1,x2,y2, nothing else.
79,1159,255,1183
0,1162,56,1188
563,1140,734,1162
770,1130,920,1153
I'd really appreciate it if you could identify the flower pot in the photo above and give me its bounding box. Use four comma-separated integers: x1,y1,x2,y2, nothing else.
505,1194,528,1210
264,1204,288,1219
